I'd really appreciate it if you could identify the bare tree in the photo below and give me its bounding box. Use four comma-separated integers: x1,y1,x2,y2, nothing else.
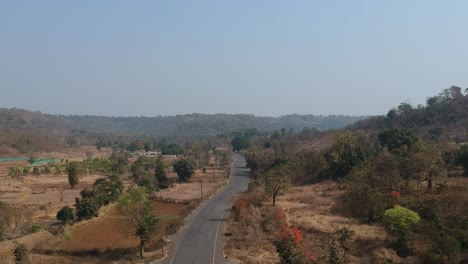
1,204,33,240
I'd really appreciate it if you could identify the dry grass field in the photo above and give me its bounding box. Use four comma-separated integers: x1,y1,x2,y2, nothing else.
0,149,233,263
224,181,394,264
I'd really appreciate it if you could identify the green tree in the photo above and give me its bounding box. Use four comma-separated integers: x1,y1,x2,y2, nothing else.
155,157,169,188
92,175,123,206
458,144,468,176
117,187,159,257
383,206,420,242
28,157,36,165
378,128,420,153
325,132,372,178
56,206,75,225
74,192,100,221
173,159,195,182
264,166,290,206
67,162,79,189
434,236,461,263
231,135,248,152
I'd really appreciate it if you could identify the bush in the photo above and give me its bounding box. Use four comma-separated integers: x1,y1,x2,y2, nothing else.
56,206,75,225
43,166,51,174
13,242,29,264
32,167,40,176
433,236,461,263
31,224,42,233
383,206,420,241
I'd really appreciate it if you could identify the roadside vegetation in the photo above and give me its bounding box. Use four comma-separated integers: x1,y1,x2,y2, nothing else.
225,87,468,263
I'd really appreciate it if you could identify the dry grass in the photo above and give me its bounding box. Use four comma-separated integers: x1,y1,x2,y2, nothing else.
224,182,394,263
155,169,228,202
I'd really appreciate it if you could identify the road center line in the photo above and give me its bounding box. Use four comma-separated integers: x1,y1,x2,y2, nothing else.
213,210,228,264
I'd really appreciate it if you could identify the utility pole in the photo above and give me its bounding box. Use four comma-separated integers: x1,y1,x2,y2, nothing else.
212,154,216,182
200,179,203,199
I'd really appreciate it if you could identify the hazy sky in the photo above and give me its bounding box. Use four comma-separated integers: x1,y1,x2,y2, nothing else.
1,1,467,117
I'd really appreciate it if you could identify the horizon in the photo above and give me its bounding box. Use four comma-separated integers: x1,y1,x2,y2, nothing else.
1,1,467,116
2,106,369,119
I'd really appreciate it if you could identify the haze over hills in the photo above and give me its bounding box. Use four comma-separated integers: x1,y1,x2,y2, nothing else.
0,108,365,155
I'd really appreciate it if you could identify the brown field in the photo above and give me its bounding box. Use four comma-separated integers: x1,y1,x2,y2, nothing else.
56,201,191,252
156,168,229,201
0,148,233,264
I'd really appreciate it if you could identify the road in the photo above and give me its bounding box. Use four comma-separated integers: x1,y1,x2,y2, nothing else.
153,154,250,264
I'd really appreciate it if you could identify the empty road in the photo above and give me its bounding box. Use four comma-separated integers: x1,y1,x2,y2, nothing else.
154,154,250,264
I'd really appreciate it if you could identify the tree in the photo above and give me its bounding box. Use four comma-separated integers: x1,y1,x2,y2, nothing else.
67,161,79,189
264,166,290,206
117,187,159,257
92,175,123,206
325,132,372,178
383,206,420,242
74,193,100,221
0,204,32,240
378,128,420,153
173,159,195,182
458,145,468,176
56,206,75,225
231,135,248,152
155,157,169,188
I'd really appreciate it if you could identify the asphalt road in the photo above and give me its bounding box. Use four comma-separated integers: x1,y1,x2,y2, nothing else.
154,154,250,264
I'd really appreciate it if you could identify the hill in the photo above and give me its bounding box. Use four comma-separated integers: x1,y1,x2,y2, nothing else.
352,86,468,142
0,109,364,155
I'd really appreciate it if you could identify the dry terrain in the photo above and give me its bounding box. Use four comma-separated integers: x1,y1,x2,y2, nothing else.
0,149,233,264
225,181,394,264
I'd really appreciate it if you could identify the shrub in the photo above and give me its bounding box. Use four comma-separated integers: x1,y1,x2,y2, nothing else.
32,167,40,175
31,224,42,233
12,242,29,264
433,236,461,263
56,206,75,225
22,167,30,174
383,206,420,241
274,225,315,264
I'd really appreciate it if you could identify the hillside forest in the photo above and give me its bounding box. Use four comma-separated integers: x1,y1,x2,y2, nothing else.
228,86,468,263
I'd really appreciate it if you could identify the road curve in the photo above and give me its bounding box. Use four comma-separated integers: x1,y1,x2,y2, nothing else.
153,154,250,264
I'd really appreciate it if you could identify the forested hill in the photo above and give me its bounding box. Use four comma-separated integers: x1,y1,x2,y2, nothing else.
352,86,468,142
0,109,364,155
0,110,363,136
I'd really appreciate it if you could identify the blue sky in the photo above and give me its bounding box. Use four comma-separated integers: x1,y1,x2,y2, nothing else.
1,1,467,116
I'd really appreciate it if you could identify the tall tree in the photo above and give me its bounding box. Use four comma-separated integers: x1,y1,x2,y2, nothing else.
117,187,159,258
155,157,169,188
67,162,79,189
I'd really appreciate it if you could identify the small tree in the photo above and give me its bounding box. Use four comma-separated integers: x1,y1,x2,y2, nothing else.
275,226,315,264
117,187,159,257
13,241,29,264
383,206,420,242
173,159,195,182
264,167,290,206
32,167,40,176
56,206,75,225
67,162,79,189
1,204,32,240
